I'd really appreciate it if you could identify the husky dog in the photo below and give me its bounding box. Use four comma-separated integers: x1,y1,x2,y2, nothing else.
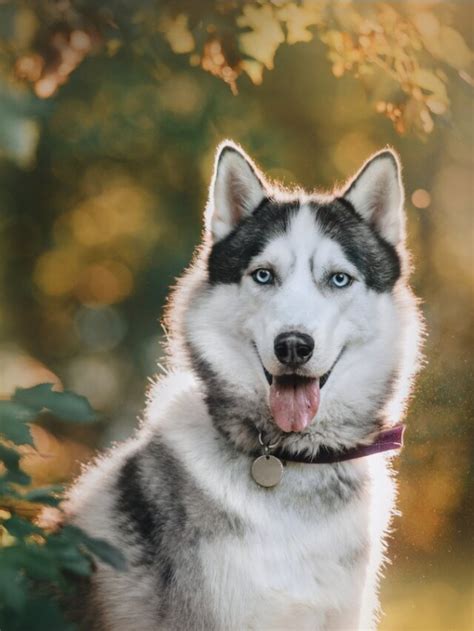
67,141,422,630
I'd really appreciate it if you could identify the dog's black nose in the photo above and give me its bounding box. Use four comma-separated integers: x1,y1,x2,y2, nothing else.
274,331,314,366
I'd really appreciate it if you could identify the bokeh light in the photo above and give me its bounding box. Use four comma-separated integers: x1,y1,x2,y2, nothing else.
74,306,127,351
411,188,431,208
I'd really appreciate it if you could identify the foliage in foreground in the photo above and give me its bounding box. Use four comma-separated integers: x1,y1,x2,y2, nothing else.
0,384,126,631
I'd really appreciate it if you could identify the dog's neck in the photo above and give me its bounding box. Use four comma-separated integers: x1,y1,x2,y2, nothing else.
188,349,266,454
188,349,392,461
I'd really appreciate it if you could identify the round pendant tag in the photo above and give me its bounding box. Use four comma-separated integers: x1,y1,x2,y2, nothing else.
251,455,283,488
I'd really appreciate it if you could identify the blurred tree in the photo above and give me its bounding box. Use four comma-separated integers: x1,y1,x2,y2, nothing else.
1,0,471,149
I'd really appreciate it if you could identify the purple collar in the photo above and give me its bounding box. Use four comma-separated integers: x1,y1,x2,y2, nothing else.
272,424,405,465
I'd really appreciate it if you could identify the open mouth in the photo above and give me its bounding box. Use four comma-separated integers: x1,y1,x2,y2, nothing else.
266,373,321,433
263,367,331,389
259,350,343,434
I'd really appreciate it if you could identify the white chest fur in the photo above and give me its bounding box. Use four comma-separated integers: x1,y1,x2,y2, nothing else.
147,377,395,631
198,474,371,631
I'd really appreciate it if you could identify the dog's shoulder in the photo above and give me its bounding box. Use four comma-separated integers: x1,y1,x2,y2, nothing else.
65,370,206,529
144,369,208,434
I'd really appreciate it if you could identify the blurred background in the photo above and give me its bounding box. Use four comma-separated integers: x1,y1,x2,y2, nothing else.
0,1,472,629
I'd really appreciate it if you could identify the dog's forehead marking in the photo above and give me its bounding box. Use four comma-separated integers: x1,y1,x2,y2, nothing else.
310,231,360,277
253,204,315,270
254,204,356,277
255,205,316,262
207,196,400,291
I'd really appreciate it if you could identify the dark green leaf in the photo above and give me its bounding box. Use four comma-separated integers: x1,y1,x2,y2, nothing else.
0,565,28,612
61,525,127,570
44,533,94,577
0,402,35,445
0,401,37,423
81,535,127,571
0,480,20,498
5,595,77,631
14,383,97,423
3,515,42,538
0,444,31,486
0,469,31,486
23,485,64,506
1,544,63,583
0,443,21,469
59,553,93,577
12,383,54,411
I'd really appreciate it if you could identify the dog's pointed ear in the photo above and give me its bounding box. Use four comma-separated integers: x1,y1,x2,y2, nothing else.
343,150,405,245
206,141,267,242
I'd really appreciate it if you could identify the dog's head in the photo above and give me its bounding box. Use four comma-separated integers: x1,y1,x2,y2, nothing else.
168,142,421,452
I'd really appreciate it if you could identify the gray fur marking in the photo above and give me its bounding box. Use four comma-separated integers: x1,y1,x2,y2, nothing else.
114,439,243,630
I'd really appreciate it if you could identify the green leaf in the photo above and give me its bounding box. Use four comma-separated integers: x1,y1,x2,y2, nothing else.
0,482,59,505
1,544,63,584
6,596,76,631
13,383,97,423
0,401,35,445
58,552,93,577
0,443,21,469
12,383,55,411
0,444,31,486
3,515,42,538
0,401,37,424
23,485,64,506
0,565,28,612
0,480,20,498
81,535,127,571
0,470,31,486
44,533,94,577
62,525,127,570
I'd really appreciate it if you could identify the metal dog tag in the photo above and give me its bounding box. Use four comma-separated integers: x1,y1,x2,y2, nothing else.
251,455,283,488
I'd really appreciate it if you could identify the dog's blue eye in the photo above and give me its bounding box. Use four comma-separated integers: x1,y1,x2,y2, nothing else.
330,273,352,288
252,269,274,285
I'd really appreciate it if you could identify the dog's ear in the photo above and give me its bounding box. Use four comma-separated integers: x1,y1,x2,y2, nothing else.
206,141,267,242
343,150,405,245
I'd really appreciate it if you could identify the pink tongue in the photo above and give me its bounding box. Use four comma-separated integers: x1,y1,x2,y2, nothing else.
269,378,320,432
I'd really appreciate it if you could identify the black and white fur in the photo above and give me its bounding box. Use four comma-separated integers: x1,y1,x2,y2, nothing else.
67,141,422,630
